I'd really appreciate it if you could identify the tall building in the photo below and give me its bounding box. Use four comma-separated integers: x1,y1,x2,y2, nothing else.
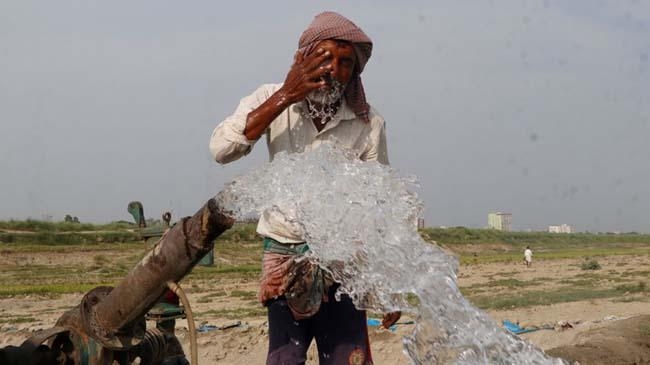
549,224,573,233
488,212,512,231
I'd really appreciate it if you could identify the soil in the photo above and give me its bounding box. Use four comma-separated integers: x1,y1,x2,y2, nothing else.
2,251,650,364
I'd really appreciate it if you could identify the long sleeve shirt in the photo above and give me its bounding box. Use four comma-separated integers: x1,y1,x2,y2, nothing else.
209,83,389,243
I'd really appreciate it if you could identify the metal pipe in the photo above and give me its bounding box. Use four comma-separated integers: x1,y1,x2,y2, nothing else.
2,197,235,363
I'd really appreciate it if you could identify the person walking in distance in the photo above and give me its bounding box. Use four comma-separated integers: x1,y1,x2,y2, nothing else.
524,246,533,267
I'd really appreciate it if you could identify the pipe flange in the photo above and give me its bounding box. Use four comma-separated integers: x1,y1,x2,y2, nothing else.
80,286,146,350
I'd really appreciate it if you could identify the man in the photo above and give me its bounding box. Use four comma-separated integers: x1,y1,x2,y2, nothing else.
524,246,533,267
209,11,399,365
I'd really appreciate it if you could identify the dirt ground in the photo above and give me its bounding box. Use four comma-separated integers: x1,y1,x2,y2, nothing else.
2,251,650,364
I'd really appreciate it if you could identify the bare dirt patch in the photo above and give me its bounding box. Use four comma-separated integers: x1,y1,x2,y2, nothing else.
2,248,650,364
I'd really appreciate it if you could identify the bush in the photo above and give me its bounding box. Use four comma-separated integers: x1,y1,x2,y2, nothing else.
581,259,601,270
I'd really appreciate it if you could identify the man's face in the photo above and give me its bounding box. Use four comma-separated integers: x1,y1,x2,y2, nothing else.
316,39,357,87
306,39,356,106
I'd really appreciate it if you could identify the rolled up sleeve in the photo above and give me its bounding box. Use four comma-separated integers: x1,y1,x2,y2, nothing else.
209,84,278,164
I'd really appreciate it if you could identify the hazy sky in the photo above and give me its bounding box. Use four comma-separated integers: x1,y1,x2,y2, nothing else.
1,1,648,232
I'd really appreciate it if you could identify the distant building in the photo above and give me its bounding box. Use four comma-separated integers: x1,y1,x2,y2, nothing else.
417,218,425,229
549,224,573,233
488,212,512,231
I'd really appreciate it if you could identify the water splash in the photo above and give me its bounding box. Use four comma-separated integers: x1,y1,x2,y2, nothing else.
215,143,565,365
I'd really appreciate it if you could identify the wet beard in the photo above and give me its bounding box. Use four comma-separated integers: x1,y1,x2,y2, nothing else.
304,80,345,125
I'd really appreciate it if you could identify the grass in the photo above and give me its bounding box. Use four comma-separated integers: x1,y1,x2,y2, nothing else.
0,231,141,245
638,323,650,336
468,287,645,309
196,290,228,303
0,316,37,324
0,243,144,298
616,281,647,293
621,270,650,277
556,278,599,287
421,227,650,247
613,296,647,303
468,281,650,310
461,278,544,296
0,242,142,253
0,219,135,232
480,278,530,288
458,247,650,265
196,307,267,319
4,221,650,316
229,290,257,300
188,264,261,282
0,283,115,297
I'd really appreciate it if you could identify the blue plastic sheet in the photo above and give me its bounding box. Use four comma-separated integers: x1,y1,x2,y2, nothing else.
502,320,539,334
367,318,397,332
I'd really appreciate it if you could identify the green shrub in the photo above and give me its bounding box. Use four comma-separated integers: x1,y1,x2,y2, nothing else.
581,259,602,270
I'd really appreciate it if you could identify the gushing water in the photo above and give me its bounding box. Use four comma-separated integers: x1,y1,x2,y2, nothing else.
303,79,346,124
215,143,565,365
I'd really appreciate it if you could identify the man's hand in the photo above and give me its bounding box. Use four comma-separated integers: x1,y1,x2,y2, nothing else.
243,48,332,141
381,311,401,329
278,48,332,104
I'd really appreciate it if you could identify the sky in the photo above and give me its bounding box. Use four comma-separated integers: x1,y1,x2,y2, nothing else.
1,0,649,233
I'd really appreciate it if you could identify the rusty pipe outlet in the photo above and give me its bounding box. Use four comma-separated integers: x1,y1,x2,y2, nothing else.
59,198,234,350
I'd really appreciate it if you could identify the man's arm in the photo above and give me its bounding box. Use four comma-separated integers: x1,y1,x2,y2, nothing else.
209,85,271,164
244,48,333,141
209,48,333,163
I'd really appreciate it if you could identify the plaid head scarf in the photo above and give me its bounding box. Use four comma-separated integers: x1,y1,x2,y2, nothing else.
298,11,373,122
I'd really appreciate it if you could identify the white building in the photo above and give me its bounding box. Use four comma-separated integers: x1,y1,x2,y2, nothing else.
488,212,512,231
548,224,573,233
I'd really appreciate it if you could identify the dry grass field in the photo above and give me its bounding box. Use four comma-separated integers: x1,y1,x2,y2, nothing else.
2,226,650,364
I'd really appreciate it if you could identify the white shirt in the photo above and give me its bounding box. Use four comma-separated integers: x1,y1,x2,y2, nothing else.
209,83,389,243
524,249,533,261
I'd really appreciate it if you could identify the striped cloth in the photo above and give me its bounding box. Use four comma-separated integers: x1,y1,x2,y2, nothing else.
298,11,373,122
259,238,333,320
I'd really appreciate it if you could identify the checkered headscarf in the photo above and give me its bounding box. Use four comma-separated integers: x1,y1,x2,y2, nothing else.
298,12,373,122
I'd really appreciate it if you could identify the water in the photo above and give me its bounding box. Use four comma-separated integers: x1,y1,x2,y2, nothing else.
215,143,566,365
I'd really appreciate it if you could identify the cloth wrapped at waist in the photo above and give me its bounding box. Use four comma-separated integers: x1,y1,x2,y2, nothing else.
259,237,334,320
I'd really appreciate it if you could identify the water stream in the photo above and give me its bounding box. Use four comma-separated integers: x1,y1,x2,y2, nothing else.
215,143,566,365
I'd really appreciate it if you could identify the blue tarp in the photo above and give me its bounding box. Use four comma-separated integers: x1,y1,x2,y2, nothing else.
502,320,540,334
367,318,397,332
197,321,242,333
